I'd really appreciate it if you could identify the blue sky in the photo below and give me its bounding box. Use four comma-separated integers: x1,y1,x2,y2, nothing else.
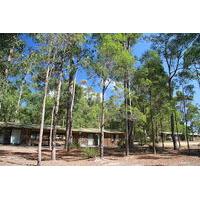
133,38,199,106
22,34,199,106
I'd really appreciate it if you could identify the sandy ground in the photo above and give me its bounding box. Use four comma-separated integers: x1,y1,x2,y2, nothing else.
0,142,200,166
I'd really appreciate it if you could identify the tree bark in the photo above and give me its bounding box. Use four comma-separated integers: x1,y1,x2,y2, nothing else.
49,105,55,150
160,119,165,150
174,112,181,149
0,48,13,109
183,99,190,153
149,90,156,154
100,80,105,158
152,120,156,154
127,79,134,150
15,83,24,118
155,121,159,143
51,71,62,160
65,64,76,151
168,78,178,150
15,65,31,119
124,38,134,156
185,118,190,153
37,66,50,166
124,77,129,156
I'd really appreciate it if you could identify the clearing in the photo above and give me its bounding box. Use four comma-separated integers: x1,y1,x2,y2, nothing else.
0,142,200,166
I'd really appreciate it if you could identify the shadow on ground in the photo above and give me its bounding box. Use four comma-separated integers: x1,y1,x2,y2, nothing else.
0,145,199,165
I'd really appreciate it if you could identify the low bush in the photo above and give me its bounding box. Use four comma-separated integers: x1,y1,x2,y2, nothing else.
70,142,81,149
83,147,99,158
117,140,125,149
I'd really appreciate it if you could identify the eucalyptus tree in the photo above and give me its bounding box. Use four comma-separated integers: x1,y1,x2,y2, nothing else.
88,33,122,158
139,50,168,153
112,33,141,155
34,34,68,158
187,104,200,135
49,43,65,160
0,34,24,118
0,33,23,78
176,82,194,152
14,52,36,120
50,69,63,160
174,109,181,148
35,33,58,166
150,33,197,150
62,33,86,151
183,34,200,87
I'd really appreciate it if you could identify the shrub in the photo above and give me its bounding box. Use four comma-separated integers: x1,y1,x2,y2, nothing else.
117,139,125,149
83,147,99,158
70,142,81,149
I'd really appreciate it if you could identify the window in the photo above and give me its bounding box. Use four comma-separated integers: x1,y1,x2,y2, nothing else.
31,132,38,140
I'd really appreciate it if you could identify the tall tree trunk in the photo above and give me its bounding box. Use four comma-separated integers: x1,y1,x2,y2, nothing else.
168,78,178,150
151,120,156,154
15,83,23,118
139,130,143,146
5,48,13,81
49,105,55,150
160,118,164,150
174,112,181,149
124,38,134,156
185,118,190,153
183,100,190,153
0,48,13,109
37,66,50,166
15,80,26,121
65,65,76,151
144,128,147,144
127,79,134,150
51,71,62,160
124,77,129,156
149,90,156,154
15,65,31,120
100,80,105,158
155,121,158,143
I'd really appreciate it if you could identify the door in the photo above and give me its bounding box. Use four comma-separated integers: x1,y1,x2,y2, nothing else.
3,130,11,144
0,129,11,144
10,129,21,145
93,134,99,146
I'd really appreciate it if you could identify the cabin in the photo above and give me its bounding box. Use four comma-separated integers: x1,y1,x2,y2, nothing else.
161,131,200,141
0,122,125,147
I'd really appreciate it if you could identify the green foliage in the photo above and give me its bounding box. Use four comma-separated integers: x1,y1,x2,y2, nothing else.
0,33,199,146
83,147,99,158
70,142,81,149
73,95,101,128
117,139,126,149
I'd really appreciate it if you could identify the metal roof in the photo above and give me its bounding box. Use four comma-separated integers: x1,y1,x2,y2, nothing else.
161,131,200,136
0,122,125,135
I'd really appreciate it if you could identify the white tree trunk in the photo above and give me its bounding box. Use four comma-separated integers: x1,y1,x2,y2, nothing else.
49,105,55,150
37,66,50,166
51,71,63,160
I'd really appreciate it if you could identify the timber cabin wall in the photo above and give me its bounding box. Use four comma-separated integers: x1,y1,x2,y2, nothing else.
73,132,99,147
0,125,124,147
20,128,31,145
73,132,123,147
75,132,88,146
104,133,122,147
